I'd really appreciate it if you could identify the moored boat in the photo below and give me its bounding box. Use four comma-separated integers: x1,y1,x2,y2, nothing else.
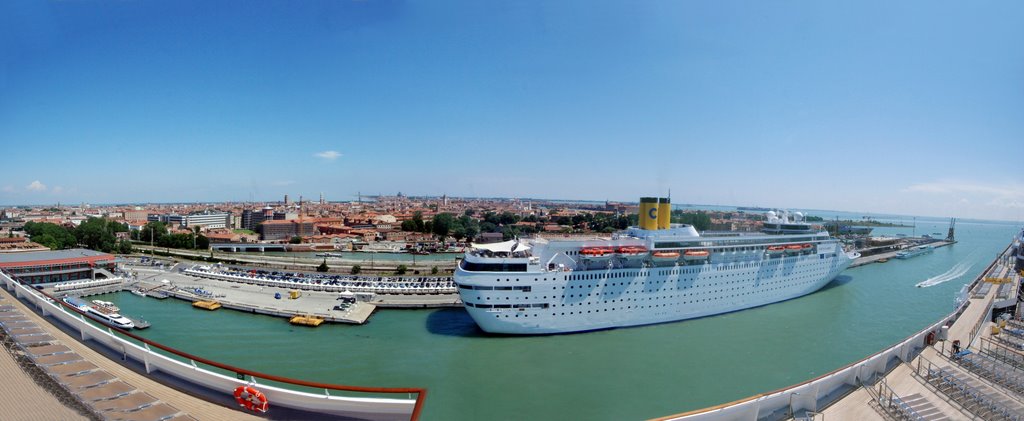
316,252,345,258
64,297,134,329
895,245,934,259
91,300,120,312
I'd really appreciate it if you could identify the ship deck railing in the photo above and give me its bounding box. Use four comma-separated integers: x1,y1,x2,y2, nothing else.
915,355,1024,421
940,346,1024,398
0,271,429,420
863,378,939,421
979,337,1024,371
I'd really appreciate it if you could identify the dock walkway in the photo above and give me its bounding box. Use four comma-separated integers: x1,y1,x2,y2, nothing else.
161,272,378,324
850,240,955,268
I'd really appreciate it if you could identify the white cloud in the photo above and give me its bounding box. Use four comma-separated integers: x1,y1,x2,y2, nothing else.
902,179,1024,220
903,181,1017,197
51,186,64,194
1,186,13,193
314,150,342,160
26,180,46,192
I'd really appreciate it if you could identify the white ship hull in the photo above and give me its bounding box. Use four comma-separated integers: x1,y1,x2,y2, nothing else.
457,251,853,334
455,218,858,335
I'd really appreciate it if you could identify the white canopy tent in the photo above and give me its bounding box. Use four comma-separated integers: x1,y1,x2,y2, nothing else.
469,240,530,253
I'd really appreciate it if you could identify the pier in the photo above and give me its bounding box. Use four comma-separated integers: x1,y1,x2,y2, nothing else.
850,240,956,268
159,276,378,325
656,240,1021,421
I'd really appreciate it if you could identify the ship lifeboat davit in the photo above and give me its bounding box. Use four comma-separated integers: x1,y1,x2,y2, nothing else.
767,246,786,255
652,251,681,262
683,250,710,261
785,244,803,254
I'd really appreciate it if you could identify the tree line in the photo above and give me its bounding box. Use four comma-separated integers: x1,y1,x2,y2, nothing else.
24,218,133,254
133,221,210,250
397,209,704,241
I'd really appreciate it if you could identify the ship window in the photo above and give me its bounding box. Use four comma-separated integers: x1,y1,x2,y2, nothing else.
460,261,528,272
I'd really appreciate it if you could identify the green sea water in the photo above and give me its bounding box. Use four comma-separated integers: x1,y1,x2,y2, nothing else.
96,218,1020,420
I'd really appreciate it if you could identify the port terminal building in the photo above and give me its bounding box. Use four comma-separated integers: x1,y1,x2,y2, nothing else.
0,249,116,285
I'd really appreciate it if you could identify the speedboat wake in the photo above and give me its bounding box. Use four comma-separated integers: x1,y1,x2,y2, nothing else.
916,261,973,288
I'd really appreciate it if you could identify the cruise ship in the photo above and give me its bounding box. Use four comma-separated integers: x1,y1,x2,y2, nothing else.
454,197,859,334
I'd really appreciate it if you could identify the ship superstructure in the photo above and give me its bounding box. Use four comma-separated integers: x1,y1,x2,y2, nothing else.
454,197,859,334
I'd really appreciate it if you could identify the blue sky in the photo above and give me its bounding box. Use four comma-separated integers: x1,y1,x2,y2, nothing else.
1,1,1022,221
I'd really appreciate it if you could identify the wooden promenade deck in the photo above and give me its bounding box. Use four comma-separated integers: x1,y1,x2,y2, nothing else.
0,287,262,421
0,300,89,421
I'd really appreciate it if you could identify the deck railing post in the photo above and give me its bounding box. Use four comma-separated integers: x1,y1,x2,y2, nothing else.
79,314,88,341
143,343,152,373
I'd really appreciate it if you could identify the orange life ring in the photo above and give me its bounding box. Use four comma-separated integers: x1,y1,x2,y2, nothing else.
233,385,269,413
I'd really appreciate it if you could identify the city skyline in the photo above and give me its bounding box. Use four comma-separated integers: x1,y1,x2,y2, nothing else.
2,2,1022,221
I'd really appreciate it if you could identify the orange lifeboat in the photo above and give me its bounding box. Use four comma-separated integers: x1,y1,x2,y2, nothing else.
766,246,785,255
616,246,648,255
683,250,710,261
802,243,814,252
785,244,803,254
580,247,614,259
652,251,681,261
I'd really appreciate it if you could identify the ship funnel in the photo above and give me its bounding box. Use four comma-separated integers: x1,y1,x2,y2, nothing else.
657,197,671,230
639,197,659,230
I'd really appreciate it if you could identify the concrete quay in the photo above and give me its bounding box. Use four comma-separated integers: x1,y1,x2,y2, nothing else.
371,294,462,308
850,240,955,268
140,271,377,324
